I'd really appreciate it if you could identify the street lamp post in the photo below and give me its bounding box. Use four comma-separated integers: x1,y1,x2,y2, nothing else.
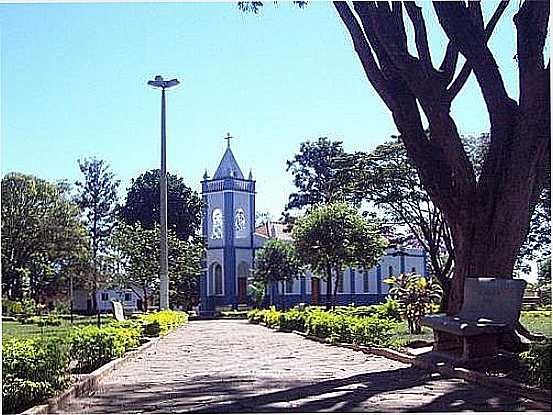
147,75,180,310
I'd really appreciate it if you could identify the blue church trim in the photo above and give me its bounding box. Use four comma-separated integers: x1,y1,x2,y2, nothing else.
376,265,382,295
223,188,236,308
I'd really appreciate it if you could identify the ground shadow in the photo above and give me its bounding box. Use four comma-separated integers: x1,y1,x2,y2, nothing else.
58,365,545,413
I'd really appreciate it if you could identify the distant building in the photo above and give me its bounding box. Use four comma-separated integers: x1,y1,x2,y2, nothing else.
199,141,427,316
73,284,148,313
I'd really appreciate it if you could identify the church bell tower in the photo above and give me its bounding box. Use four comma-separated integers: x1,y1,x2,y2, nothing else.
199,133,255,315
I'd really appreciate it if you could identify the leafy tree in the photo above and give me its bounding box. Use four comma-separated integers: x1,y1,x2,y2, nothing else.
333,1,550,317
119,169,202,241
1,173,89,300
241,0,550,342
536,258,551,306
253,239,302,309
339,140,454,310
112,222,203,311
75,157,120,313
293,203,388,309
285,137,356,217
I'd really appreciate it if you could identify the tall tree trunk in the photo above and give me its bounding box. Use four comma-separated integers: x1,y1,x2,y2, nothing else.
332,268,341,311
325,264,332,310
143,283,148,312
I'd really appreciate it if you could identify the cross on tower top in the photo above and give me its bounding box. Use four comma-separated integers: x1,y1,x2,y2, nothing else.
224,132,234,148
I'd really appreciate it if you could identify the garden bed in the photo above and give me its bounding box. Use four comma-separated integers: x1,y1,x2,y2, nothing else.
2,310,188,414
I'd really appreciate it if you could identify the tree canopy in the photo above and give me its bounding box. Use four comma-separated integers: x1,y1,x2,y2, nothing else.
119,169,202,241
293,203,388,309
253,239,302,307
1,173,89,300
112,222,204,310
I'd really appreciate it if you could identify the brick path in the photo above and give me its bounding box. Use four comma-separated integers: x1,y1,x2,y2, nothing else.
56,320,546,413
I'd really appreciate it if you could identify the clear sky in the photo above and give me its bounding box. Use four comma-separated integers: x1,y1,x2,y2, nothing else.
1,1,522,219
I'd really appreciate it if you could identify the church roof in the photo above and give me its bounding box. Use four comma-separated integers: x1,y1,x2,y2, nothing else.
255,221,294,242
213,146,244,180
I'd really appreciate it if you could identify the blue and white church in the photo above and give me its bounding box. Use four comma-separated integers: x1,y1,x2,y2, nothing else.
199,137,427,315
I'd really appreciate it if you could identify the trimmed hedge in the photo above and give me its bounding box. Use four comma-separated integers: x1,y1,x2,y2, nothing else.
68,325,142,373
139,310,188,336
249,306,397,347
2,337,70,413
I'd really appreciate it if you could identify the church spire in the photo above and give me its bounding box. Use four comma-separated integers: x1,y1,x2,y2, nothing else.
248,169,253,181
213,132,244,180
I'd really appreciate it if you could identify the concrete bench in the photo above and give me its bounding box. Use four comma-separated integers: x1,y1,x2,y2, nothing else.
421,277,526,360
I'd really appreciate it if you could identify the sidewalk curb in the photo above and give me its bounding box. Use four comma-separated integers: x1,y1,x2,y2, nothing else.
286,328,551,408
20,336,161,415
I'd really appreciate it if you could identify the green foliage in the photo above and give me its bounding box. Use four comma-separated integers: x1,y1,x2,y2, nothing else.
338,139,454,308
519,340,552,389
253,239,302,307
285,137,358,216
293,202,388,308
385,273,443,334
332,299,401,321
2,337,70,413
52,301,70,315
119,169,202,241
112,222,204,311
139,310,188,336
1,173,90,301
68,325,141,373
249,306,397,347
2,298,23,315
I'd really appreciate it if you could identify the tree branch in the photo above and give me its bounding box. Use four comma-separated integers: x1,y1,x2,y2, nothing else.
446,1,509,102
404,2,434,73
333,1,395,110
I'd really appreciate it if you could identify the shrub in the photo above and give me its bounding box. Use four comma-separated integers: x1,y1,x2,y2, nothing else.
278,308,307,332
21,297,41,317
262,307,281,328
384,273,442,334
2,337,70,413
2,298,23,316
68,325,141,373
519,340,552,389
247,309,263,324
53,301,70,315
139,310,188,336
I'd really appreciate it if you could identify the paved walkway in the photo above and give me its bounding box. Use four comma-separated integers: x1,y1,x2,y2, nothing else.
57,320,545,413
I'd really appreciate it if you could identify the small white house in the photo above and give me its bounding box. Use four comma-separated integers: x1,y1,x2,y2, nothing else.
73,285,146,313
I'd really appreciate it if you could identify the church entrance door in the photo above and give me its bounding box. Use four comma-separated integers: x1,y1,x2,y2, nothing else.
238,278,247,304
311,278,320,305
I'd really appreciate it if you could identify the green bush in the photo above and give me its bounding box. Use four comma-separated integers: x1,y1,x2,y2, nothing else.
2,337,70,413
139,310,188,336
52,301,70,315
519,340,552,389
247,309,263,324
68,325,141,373
384,273,443,334
2,298,23,316
278,308,308,332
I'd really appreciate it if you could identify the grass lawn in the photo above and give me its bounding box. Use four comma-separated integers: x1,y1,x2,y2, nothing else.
2,315,115,340
390,310,551,347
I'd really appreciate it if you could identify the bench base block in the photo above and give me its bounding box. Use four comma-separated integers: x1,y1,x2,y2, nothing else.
433,330,501,361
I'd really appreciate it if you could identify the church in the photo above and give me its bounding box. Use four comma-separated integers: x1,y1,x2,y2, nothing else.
199,139,427,316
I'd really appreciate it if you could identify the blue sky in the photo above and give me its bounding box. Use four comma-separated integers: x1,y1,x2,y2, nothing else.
1,1,522,219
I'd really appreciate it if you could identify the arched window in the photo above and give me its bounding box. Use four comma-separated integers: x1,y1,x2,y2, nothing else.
411,267,416,274
210,263,223,295
388,265,394,277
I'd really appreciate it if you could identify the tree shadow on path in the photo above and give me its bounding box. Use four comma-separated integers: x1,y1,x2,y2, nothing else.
72,365,545,413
